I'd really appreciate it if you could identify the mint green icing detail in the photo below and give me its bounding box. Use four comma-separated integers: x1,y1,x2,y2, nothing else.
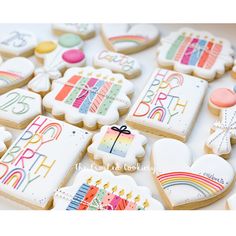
89,189,107,210
58,33,82,48
166,35,185,60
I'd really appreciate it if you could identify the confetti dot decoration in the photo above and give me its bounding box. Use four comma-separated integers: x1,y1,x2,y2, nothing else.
35,41,57,54
58,34,82,48
62,49,85,64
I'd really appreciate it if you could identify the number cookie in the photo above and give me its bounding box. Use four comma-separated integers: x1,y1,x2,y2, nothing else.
151,138,235,210
0,30,37,58
93,50,141,79
0,115,92,209
126,68,208,142
0,89,42,129
101,24,159,54
157,28,234,81
43,66,134,130
52,24,95,40
53,170,164,210
0,127,12,157
0,57,35,94
29,34,85,96
87,125,147,172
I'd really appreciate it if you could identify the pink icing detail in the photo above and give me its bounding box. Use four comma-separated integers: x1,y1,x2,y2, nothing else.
210,88,236,108
62,49,85,64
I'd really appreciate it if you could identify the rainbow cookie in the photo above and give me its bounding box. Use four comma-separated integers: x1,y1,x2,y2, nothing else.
87,125,147,172
157,28,234,81
93,50,141,79
43,66,134,130
53,170,164,210
151,138,235,210
0,57,35,94
0,89,42,129
52,24,95,40
0,115,92,209
101,24,159,54
0,30,37,58
0,127,12,157
28,35,85,96
126,68,208,142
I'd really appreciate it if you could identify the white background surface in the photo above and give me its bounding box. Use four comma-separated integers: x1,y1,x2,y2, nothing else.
0,24,235,210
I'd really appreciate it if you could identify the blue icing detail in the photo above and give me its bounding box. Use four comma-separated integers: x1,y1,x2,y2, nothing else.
189,39,207,66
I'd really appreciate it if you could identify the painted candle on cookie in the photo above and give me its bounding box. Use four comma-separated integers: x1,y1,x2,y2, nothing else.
93,50,141,79
0,115,92,209
126,68,207,141
157,28,234,81
53,170,164,210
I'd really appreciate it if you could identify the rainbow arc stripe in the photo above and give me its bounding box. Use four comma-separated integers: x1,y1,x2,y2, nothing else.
0,71,22,85
109,35,149,46
157,172,224,197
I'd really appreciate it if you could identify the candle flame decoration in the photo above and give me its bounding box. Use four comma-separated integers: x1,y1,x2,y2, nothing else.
103,182,109,189
112,185,118,193
143,199,149,209
95,179,102,186
119,189,125,196
126,192,132,199
134,195,140,203
87,177,92,184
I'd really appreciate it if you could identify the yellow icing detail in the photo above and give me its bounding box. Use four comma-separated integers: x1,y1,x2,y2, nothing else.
35,41,57,54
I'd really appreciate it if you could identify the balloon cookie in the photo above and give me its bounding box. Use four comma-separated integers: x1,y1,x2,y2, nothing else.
0,30,37,58
151,138,235,210
0,115,92,209
101,24,159,54
52,24,95,40
29,34,85,96
0,57,35,94
93,49,141,79
53,170,164,210
0,89,42,129
87,125,147,172
43,66,134,130
126,68,208,142
157,28,234,81
0,127,12,157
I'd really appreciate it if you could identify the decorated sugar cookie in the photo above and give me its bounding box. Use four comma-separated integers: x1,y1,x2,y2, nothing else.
101,24,159,54
52,24,95,40
29,35,85,96
93,50,141,79
87,125,147,172
0,57,35,94
157,28,234,81
0,30,37,58
0,89,42,129
151,138,235,210
126,68,208,142
0,115,92,209
226,193,236,209
53,170,164,210
43,67,134,130
0,127,12,157
232,60,236,79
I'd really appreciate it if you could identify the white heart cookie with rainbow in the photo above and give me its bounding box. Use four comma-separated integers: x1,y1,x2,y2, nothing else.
93,49,141,79
226,193,236,209
87,125,147,172
43,66,134,130
52,24,95,40
157,28,234,81
101,24,159,54
0,30,37,58
0,57,35,94
29,34,85,96
0,127,12,157
151,138,235,210
0,115,92,209
53,170,164,210
126,68,208,142
0,89,42,129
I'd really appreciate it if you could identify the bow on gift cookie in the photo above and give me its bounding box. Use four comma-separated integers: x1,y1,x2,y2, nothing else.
205,87,236,158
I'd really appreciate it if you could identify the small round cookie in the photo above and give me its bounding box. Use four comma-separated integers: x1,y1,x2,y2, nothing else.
0,126,12,157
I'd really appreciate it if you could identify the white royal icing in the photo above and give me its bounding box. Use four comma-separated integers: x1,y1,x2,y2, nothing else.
152,138,235,208
53,170,164,210
0,57,35,94
157,28,234,81
206,107,236,157
0,127,12,154
0,115,92,209
0,30,37,57
93,49,141,79
0,88,42,128
101,24,159,54
87,125,147,171
227,193,236,209
126,68,208,141
43,66,134,129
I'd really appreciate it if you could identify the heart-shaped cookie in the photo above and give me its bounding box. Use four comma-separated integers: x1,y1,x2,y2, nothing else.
101,24,159,54
151,138,235,210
